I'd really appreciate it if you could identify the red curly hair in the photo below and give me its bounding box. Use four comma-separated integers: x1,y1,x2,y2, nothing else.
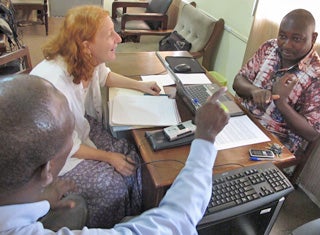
42,5,109,84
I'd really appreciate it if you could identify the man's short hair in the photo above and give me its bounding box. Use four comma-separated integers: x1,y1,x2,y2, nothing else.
0,75,73,194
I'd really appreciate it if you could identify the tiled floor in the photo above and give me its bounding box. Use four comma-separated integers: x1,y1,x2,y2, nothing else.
270,186,320,234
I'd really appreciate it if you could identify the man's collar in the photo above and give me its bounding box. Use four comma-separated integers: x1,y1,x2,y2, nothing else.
297,47,317,71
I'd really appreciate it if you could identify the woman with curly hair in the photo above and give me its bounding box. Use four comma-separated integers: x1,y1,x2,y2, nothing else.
31,5,161,228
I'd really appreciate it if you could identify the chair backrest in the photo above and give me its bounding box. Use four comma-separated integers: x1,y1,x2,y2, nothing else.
174,4,215,52
289,135,320,184
145,0,172,30
11,0,44,4
174,4,224,70
12,0,48,35
0,46,32,74
291,218,320,235
147,0,172,14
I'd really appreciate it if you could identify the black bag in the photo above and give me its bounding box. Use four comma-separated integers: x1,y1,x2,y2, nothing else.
159,31,192,51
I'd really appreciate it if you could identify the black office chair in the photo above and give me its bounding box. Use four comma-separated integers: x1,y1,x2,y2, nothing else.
291,218,320,235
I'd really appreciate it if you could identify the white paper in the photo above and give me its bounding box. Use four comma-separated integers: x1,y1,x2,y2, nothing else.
110,95,181,126
108,100,151,130
108,88,168,132
176,73,212,84
141,74,175,87
109,87,143,101
214,115,270,150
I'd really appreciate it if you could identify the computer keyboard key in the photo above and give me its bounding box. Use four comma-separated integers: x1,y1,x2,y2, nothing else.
201,162,294,225
208,200,237,213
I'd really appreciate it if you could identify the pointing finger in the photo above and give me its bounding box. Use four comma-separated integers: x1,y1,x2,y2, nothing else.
207,87,227,104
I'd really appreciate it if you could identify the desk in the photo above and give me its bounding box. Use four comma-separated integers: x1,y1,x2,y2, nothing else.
108,51,296,210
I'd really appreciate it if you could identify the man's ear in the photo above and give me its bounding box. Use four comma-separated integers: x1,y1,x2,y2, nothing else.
40,161,53,188
312,32,318,44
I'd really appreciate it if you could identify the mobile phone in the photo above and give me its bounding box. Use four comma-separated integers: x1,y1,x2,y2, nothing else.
163,120,196,141
249,149,275,159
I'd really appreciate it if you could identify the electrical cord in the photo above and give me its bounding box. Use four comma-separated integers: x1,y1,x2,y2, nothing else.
214,163,246,168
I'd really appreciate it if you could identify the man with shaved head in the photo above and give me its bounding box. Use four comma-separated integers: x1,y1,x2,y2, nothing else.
0,74,229,234
233,9,320,156
0,75,75,195
0,74,87,231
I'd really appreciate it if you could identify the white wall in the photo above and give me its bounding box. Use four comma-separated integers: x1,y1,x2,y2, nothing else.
50,0,104,16
103,0,112,12
195,0,256,93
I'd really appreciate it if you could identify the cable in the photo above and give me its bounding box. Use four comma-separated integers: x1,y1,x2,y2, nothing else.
214,163,246,168
125,69,168,78
135,159,185,171
133,159,185,203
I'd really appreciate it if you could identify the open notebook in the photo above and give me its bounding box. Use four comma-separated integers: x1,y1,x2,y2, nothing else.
109,94,181,127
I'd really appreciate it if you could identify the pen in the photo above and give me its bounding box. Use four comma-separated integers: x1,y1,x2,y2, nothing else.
250,157,274,161
144,93,169,96
217,100,229,113
192,98,201,109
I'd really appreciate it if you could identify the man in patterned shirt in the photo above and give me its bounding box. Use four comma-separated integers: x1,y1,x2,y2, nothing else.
233,9,320,155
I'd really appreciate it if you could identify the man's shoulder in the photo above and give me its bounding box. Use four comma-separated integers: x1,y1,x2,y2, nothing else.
253,39,279,60
259,39,278,50
300,49,320,78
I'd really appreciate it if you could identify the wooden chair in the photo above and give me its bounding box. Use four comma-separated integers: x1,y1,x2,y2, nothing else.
275,134,320,185
173,4,224,71
0,46,32,74
291,218,320,235
12,0,48,35
112,0,173,42
158,3,224,71
289,135,320,184
115,2,224,71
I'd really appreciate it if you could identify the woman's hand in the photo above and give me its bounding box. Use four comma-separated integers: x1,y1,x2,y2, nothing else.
139,81,161,95
74,145,136,176
107,152,137,176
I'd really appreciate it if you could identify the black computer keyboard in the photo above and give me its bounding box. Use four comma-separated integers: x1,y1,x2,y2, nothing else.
198,162,294,225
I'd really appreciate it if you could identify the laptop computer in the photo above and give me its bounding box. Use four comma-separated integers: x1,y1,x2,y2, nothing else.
156,52,244,117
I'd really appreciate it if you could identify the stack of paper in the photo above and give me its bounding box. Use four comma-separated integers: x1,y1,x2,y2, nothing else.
214,115,270,150
109,94,181,127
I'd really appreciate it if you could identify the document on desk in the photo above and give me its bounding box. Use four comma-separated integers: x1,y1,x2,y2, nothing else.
214,115,270,150
141,73,211,86
141,74,175,87
109,100,149,132
108,88,156,133
109,87,144,98
175,73,212,84
110,95,181,126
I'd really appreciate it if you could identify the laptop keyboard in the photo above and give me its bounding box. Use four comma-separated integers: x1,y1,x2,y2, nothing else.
185,84,231,104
